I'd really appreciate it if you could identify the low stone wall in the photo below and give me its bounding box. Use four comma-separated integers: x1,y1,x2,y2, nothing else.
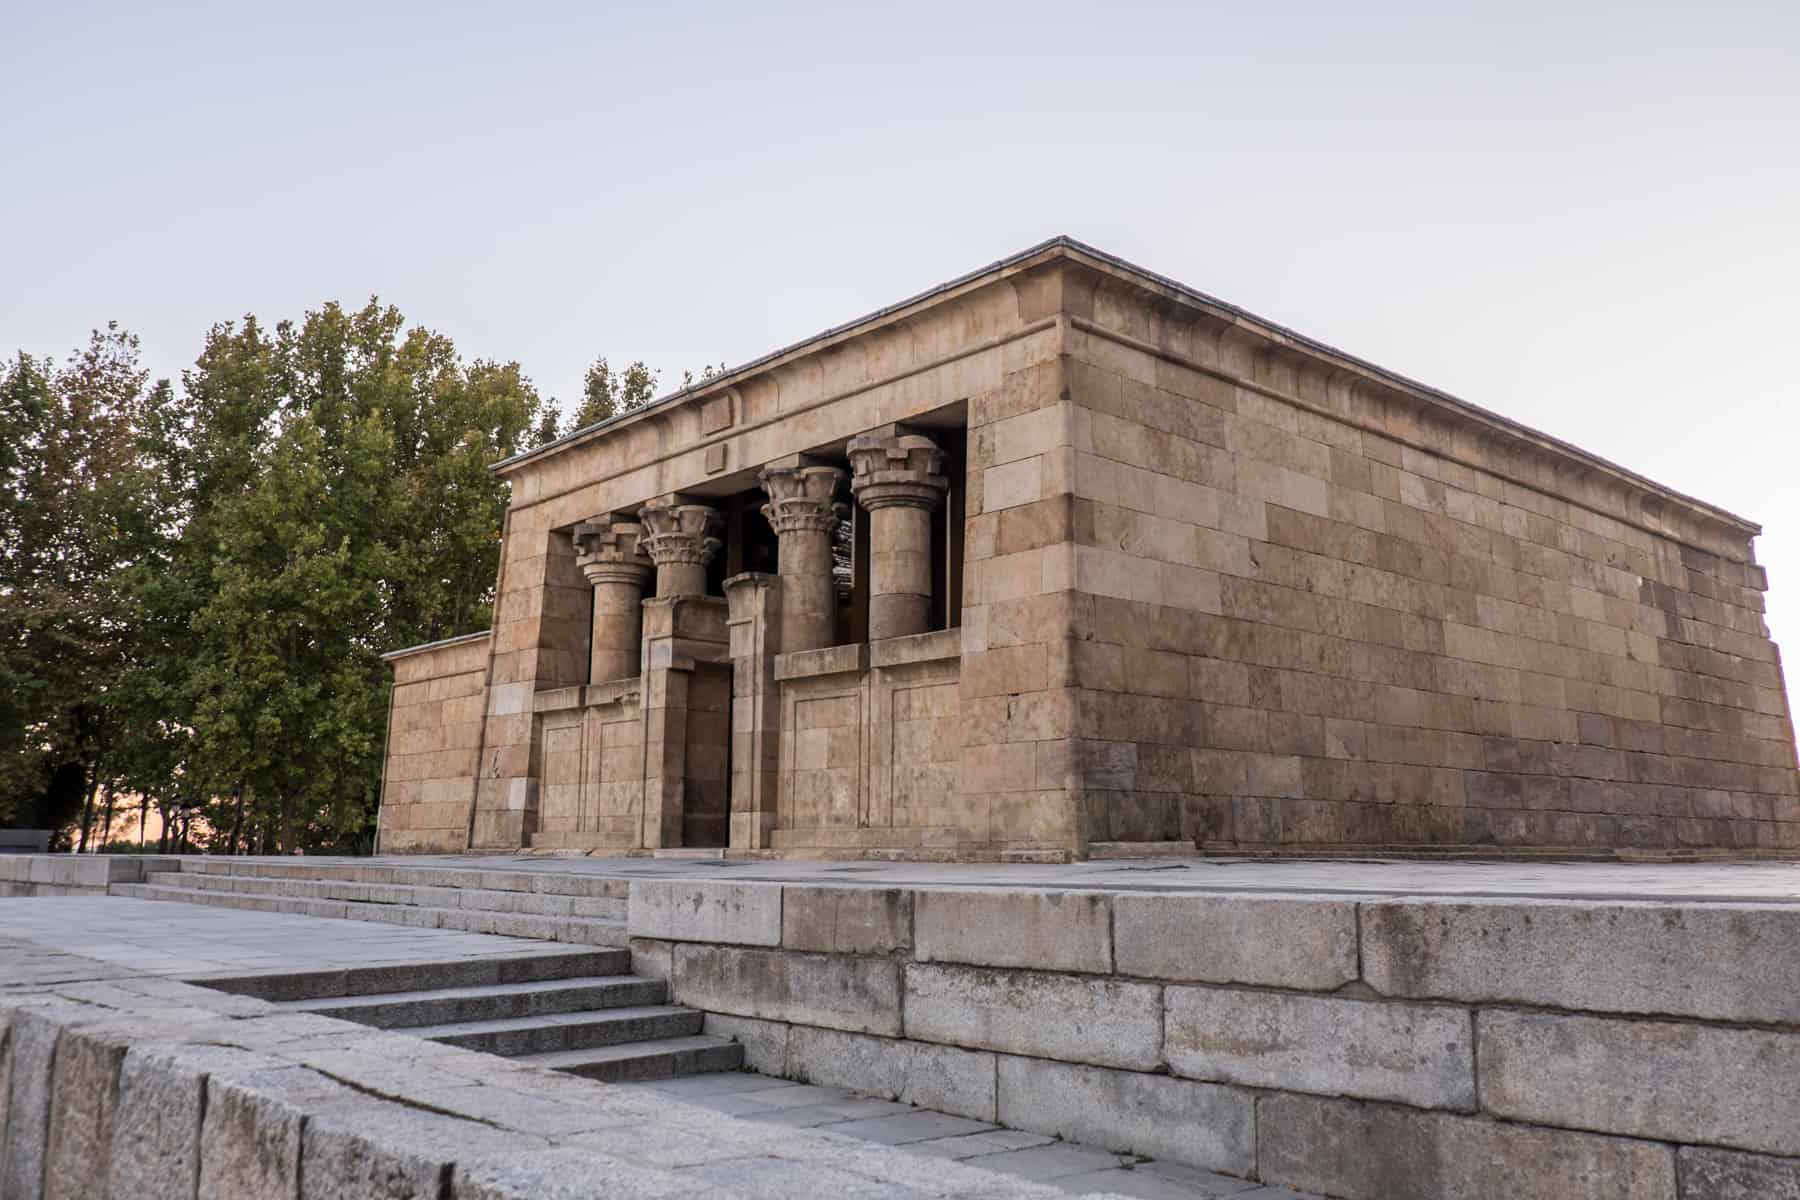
629,877,1800,1200
0,941,1094,1200
0,855,176,897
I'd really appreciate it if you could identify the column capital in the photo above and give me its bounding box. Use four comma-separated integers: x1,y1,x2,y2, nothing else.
759,464,847,534
572,517,653,587
638,500,724,567
849,432,948,511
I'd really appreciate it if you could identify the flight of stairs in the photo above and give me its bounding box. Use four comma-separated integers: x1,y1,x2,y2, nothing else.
110,858,629,946
201,946,743,1083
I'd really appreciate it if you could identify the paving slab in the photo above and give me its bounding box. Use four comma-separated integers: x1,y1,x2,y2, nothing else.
621,1071,1316,1199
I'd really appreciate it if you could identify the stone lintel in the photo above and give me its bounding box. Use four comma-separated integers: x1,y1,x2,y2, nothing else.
774,642,870,681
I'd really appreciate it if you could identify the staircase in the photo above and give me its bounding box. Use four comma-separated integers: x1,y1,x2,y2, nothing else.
199,946,743,1083
110,858,628,946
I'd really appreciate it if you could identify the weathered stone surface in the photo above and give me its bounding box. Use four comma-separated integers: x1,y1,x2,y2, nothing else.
1258,1093,1678,1200
913,888,1111,973
1478,1010,1800,1155
672,944,902,1035
106,1046,205,1199
453,1148,727,1200
1113,893,1357,989
1,1006,63,1200
1363,899,1800,1024
699,1013,789,1075
786,1024,996,1120
627,880,782,946
198,1077,305,1200
628,938,673,982
300,1109,452,1200
780,886,912,955
995,1055,1253,1175
1679,1146,1800,1200
903,964,1161,1069
1165,987,1474,1109
44,1031,125,1200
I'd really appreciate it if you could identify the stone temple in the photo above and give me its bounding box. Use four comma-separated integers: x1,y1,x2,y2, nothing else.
376,237,1798,860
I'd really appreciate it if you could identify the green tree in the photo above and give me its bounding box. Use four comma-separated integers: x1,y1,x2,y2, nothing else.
570,355,660,429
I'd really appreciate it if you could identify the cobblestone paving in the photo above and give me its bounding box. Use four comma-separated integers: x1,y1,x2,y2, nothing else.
618,1071,1319,1199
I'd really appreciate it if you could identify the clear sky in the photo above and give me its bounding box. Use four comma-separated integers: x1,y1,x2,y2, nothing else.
6,0,1797,720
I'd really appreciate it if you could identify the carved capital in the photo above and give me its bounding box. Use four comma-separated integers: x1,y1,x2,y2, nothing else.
759,465,847,535
638,501,723,567
849,432,948,512
572,517,654,588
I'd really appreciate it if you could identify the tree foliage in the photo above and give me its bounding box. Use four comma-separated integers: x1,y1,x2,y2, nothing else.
0,301,568,853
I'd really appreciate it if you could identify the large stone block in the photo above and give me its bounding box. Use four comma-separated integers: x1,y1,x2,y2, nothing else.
198,1078,304,1200
452,1148,721,1200
903,964,1161,1069
1,1006,63,1200
698,1013,788,1075
1112,893,1357,989
1478,1010,1800,1156
913,888,1111,973
1679,1146,1800,1200
1165,987,1474,1109
626,880,782,946
672,944,901,1035
1258,1093,1677,1200
197,1067,356,1200
995,1055,1253,1175
1362,898,1800,1023
785,1025,996,1120
106,1047,205,1200
44,1030,125,1200
780,886,912,955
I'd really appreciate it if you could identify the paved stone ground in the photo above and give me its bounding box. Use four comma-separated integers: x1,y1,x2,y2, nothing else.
618,1071,1316,1199
306,851,1800,901
0,895,565,976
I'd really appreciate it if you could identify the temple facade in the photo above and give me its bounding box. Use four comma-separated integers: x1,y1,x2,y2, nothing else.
376,238,1798,860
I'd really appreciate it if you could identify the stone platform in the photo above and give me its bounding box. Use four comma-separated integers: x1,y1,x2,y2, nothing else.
9,852,1800,1198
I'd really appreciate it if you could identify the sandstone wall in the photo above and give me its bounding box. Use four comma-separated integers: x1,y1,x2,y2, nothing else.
631,876,1800,1200
1051,269,1798,855
377,632,490,854
769,630,963,853
529,682,645,851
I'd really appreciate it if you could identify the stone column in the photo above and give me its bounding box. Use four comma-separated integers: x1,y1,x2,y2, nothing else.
759,464,847,654
572,517,653,684
849,432,948,641
639,499,723,597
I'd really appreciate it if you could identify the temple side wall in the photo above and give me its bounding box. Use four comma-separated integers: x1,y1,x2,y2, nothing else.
376,633,491,854
1057,268,1798,854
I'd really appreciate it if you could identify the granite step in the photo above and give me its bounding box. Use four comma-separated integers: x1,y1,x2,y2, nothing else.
140,870,626,920
109,882,629,947
168,857,629,900
188,947,629,1002
519,1035,746,1083
407,1004,704,1056
275,975,667,1028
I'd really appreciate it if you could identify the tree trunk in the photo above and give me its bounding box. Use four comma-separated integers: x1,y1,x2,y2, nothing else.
137,794,148,847
76,763,100,853
97,781,115,851
227,782,246,856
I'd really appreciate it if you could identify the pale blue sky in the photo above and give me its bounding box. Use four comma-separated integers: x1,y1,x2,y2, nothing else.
5,1,1797,713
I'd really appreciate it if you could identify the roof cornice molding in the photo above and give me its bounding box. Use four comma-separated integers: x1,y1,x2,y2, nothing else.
496,236,1758,543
